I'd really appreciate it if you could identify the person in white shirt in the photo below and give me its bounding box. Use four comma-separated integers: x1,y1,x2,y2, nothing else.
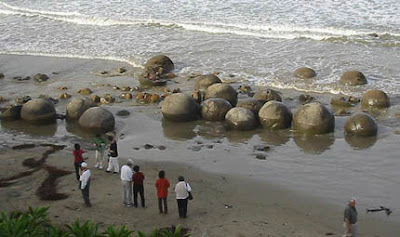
79,162,91,207
174,176,192,218
120,159,134,207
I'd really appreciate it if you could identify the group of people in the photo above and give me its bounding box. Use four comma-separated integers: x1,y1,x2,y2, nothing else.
72,134,193,218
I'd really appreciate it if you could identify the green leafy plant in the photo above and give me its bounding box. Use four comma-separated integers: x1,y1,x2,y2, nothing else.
137,225,190,237
66,219,101,237
103,225,134,237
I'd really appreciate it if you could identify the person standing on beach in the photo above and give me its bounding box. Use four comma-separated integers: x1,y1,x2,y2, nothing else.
120,159,134,207
132,165,145,208
155,170,170,214
174,176,192,218
106,135,119,173
343,197,358,237
72,143,85,180
93,134,106,169
79,162,91,207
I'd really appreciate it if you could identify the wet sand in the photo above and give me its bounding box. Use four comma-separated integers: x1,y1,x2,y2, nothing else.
1,54,400,236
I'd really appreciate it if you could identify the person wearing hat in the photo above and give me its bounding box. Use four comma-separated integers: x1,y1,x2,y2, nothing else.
120,159,134,207
174,176,192,218
79,162,91,207
343,197,358,237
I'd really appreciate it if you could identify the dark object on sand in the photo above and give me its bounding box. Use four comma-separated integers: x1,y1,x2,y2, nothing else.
366,206,392,216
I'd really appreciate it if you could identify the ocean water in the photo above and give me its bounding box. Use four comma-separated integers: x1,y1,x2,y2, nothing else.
1,0,400,225
1,0,400,95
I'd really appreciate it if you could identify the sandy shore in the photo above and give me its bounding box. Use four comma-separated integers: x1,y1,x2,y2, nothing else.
1,54,400,236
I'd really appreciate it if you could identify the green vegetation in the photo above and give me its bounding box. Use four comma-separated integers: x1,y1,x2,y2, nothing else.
0,207,190,237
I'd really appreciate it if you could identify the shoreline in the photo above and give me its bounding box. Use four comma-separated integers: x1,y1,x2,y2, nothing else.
1,54,400,236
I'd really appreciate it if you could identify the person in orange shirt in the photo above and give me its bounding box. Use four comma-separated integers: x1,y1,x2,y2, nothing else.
155,170,170,214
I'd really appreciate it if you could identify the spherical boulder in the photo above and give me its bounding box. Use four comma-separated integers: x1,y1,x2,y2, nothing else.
194,74,222,92
361,89,390,109
236,98,263,115
258,101,292,129
205,83,238,106
344,112,377,136
161,93,200,122
201,98,232,121
21,98,56,123
293,103,335,134
294,67,316,79
144,55,174,74
253,89,282,104
78,107,115,132
66,98,96,120
225,107,257,130
339,71,367,86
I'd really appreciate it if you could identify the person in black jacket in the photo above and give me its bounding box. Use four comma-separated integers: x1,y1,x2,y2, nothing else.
106,135,119,173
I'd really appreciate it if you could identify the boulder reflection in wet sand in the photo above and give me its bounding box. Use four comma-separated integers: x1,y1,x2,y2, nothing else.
226,129,256,143
161,118,197,141
345,135,377,150
197,121,227,139
293,132,335,154
1,119,57,136
258,129,290,146
65,121,96,140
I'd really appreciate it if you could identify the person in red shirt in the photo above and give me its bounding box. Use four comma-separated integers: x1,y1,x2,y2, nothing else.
132,165,145,208
155,170,170,214
72,143,85,180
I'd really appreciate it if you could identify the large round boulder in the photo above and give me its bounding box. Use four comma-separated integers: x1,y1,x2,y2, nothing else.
253,89,282,104
294,67,316,79
201,98,232,121
194,74,222,92
293,103,335,134
205,83,238,106
258,101,292,129
78,107,115,132
236,98,262,116
361,89,390,109
21,98,56,123
339,71,367,86
344,112,377,136
143,55,174,81
161,93,200,122
225,107,257,130
66,98,96,120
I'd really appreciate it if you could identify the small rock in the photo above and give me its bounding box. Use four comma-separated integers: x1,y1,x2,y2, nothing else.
101,94,115,104
206,145,214,149
120,93,133,100
116,110,130,117
0,73,4,79
56,114,66,120
91,94,101,103
190,146,202,152
59,93,71,99
238,85,252,94
13,76,30,81
144,144,154,149
100,71,108,75
157,145,166,150
0,96,5,102
16,96,32,104
130,86,144,92
254,154,267,160
57,86,68,90
117,67,127,73
113,86,120,90
77,88,93,95
33,73,49,82
121,86,131,92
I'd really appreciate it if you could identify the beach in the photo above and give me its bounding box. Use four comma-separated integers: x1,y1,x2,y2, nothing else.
1,54,400,236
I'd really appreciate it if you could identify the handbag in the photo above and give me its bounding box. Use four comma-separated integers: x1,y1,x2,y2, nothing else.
186,183,193,200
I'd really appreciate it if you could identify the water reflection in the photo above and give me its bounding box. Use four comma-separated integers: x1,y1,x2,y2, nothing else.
197,121,227,139
226,129,257,143
293,132,335,154
1,119,57,136
345,135,377,150
161,118,197,141
258,129,290,146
